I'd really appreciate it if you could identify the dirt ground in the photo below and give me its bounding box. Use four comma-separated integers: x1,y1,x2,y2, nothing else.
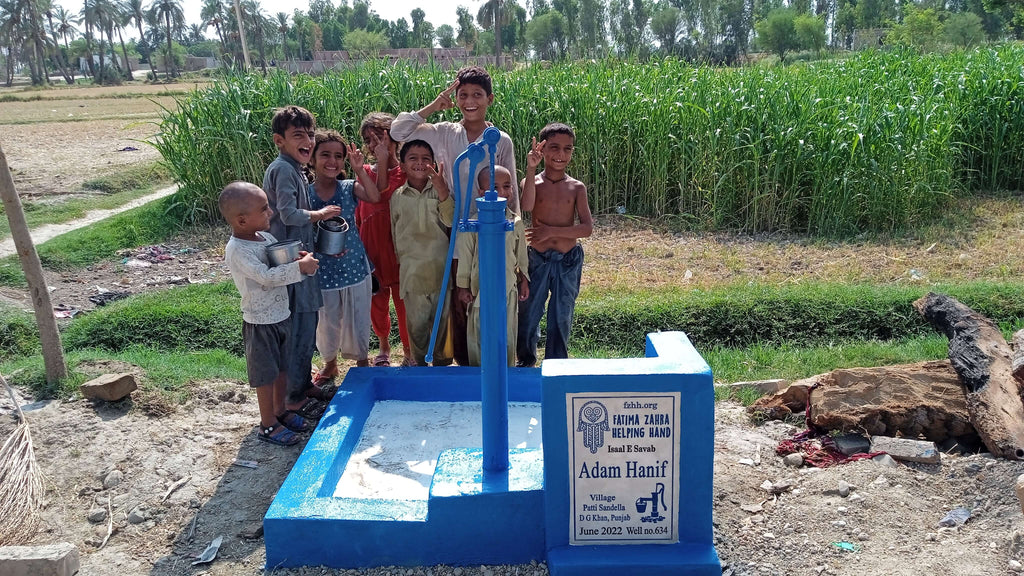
6,382,1024,576
5,81,1024,576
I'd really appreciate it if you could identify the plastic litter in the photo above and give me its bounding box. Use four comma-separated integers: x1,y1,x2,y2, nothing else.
831,541,859,552
89,291,130,306
938,507,971,527
192,535,223,565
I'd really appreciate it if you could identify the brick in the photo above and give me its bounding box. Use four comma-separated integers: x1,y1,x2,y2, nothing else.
80,373,138,402
833,433,871,456
0,543,80,576
869,436,940,464
728,379,789,396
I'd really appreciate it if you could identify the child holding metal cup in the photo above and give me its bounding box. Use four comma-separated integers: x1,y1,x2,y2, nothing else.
307,129,380,378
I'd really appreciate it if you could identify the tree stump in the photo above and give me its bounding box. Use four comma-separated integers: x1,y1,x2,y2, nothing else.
914,292,1024,459
1012,329,1024,384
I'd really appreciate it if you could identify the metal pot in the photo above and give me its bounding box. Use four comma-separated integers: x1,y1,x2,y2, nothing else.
266,239,302,267
316,216,349,256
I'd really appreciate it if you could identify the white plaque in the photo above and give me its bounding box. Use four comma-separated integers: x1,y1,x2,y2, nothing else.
567,392,681,545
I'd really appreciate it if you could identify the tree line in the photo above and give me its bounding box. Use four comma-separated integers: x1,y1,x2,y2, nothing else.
3,0,1024,86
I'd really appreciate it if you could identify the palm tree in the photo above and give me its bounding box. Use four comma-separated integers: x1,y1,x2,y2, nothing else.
124,0,156,78
54,5,78,52
188,22,204,43
15,0,52,83
42,0,75,83
0,0,17,85
477,0,506,66
241,0,267,72
79,0,98,77
200,0,228,63
275,11,288,60
147,0,183,78
94,0,126,77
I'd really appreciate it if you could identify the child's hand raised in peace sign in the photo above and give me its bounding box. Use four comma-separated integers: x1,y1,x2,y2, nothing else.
428,161,450,200
347,142,365,170
526,137,546,170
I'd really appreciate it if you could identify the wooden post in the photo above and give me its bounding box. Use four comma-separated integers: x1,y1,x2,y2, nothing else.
0,142,67,384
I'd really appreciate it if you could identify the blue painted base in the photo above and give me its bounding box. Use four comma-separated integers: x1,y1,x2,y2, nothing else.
547,544,721,576
264,367,545,569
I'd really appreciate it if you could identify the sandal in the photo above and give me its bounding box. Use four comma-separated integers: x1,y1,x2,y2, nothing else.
373,353,391,367
258,423,300,446
292,397,326,421
277,411,311,433
312,369,337,387
399,357,417,367
307,381,337,401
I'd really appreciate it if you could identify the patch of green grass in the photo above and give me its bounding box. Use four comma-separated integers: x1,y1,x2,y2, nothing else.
62,282,242,355
702,335,951,384
0,305,39,358
0,195,184,287
573,281,1024,356
0,163,172,241
0,346,245,400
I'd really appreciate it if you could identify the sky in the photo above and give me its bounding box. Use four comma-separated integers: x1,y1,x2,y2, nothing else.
64,0,462,41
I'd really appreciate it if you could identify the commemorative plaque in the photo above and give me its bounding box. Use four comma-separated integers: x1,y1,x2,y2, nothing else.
567,391,681,545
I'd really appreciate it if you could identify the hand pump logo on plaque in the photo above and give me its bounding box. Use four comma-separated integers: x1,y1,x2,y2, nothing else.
567,392,681,545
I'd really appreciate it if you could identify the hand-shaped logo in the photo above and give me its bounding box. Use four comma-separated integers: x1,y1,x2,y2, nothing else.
577,401,609,454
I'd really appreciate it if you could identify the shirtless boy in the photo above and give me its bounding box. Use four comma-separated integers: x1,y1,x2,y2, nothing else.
516,123,594,367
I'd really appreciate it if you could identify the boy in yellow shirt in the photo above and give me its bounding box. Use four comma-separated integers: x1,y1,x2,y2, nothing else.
390,140,455,366
455,166,529,367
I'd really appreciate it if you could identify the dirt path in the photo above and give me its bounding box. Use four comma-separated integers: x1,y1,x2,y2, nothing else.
0,184,177,259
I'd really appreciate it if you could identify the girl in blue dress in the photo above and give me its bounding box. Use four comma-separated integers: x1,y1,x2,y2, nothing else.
308,130,380,378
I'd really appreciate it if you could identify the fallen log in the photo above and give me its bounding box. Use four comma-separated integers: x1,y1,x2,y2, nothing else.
914,292,1024,459
1012,329,1024,384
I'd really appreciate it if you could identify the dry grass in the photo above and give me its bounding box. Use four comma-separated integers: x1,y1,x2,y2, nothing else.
0,373,44,546
581,196,1024,293
0,96,179,125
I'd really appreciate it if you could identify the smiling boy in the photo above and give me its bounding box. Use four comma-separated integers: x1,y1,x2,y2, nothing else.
517,122,593,367
390,66,519,366
262,105,341,422
390,140,455,366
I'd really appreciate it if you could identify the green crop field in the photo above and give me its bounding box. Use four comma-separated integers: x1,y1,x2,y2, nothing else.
156,47,1024,237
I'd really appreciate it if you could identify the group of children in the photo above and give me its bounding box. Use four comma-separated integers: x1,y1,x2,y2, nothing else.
219,65,593,447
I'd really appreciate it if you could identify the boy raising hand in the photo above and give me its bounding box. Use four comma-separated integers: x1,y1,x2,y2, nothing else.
517,123,594,367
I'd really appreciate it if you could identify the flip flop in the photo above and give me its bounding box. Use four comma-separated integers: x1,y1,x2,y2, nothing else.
399,357,417,367
277,411,311,433
373,353,391,367
311,370,337,387
258,423,299,446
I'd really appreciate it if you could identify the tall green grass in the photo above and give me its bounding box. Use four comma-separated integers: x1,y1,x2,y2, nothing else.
155,47,1024,236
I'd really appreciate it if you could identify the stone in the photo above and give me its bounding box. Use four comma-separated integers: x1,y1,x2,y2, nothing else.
728,379,789,396
127,507,147,524
872,454,899,468
79,373,138,402
0,543,80,576
87,507,107,523
808,361,977,444
1010,559,1023,572
870,436,940,464
102,470,124,489
833,434,871,457
783,453,803,467
1015,474,1024,515
838,480,853,498
749,377,816,419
